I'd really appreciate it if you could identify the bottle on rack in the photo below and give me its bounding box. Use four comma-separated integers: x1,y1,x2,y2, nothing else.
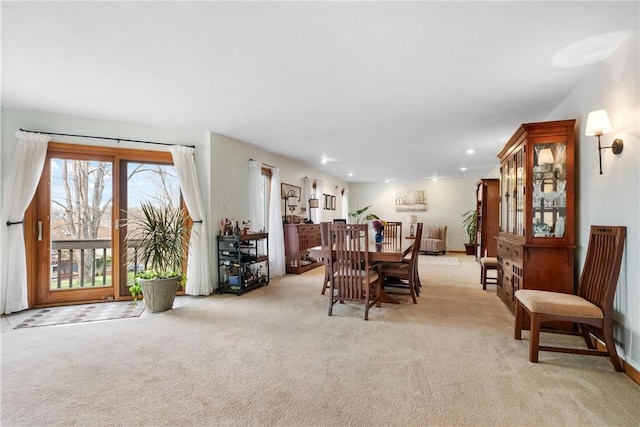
234,221,241,236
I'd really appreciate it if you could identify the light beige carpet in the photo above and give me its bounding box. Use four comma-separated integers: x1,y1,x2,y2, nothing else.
421,256,461,266
1,254,639,426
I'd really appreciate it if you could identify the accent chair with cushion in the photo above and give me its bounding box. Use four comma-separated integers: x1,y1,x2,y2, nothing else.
420,224,447,255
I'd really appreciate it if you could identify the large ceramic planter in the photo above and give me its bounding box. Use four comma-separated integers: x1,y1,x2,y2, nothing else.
138,277,180,313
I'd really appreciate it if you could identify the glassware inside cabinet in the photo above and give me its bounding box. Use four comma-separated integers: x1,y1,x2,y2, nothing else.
515,148,525,236
500,165,508,232
532,142,567,238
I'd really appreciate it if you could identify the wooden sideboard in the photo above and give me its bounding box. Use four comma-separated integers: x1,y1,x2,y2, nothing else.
284,224,323,274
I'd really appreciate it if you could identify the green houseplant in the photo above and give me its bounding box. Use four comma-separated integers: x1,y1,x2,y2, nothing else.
462,209,478,255
127,202,189,312
348,205,380,224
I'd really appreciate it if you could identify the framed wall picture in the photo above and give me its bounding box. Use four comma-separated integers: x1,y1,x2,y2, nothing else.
331,195,336,210
395,190,427,211
281,183,301,201
324,194,330,210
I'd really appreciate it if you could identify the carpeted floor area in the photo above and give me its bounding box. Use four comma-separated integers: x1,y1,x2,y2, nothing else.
421,256,461,266
1,254,639,426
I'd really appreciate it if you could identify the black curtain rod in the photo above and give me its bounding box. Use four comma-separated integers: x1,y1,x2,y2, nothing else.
19,128,195,148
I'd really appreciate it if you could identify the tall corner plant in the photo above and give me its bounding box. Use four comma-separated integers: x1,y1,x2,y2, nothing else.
127,202,189,288
462,209,478,245
348,205,380,224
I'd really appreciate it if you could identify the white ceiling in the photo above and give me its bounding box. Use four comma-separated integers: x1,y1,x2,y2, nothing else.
2,2,638,182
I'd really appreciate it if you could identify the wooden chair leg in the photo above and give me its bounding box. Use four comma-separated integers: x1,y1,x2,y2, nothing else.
364,293,370,321
603,322,624,372
321,263,331,295
481,265,487,290
580,326,596,349
409,276,417,304
514,300,523,340
528,312,541,363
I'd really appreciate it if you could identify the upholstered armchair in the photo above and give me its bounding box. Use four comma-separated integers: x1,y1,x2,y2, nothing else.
420,225,447,255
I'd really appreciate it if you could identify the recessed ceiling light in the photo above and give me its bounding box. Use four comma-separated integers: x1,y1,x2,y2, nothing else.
466,149,475,154
348,172,353,177
432,177,438,181
460,167,467,171
384,179,390,183
321,158,328,164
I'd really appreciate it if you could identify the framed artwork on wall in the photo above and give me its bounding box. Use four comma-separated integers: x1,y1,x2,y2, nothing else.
395,190,427,211
281,183,301,201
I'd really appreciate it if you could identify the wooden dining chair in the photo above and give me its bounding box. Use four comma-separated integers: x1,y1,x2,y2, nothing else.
514,225,627,371
383,221,402,244
328,223,380,320
320,222,333,295
379,223,423,303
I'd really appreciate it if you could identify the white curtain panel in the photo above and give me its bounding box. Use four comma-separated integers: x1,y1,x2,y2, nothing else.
248,160,266,254
342,189,350,221
268,168,285,276
169,145,212,295
248,161,263,232
304,177,314,222
0,131,50,314
316,180,324,223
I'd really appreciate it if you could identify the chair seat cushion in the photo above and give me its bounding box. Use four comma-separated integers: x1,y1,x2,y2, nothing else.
480,256,498,267
515,289,603,318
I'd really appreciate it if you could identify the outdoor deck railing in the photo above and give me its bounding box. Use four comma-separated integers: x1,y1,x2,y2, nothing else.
51,239,143,289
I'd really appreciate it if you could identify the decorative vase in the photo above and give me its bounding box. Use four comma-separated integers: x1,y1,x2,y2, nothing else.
375,231,383,244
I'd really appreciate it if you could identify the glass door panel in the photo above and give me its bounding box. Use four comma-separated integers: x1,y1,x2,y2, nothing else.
35,155,115,305
119,162,182,296
532,141,567,238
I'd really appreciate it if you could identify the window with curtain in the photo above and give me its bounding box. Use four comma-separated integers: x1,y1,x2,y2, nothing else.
260,167,271,231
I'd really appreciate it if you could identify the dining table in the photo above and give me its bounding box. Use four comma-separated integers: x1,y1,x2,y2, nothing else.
308,239,414,305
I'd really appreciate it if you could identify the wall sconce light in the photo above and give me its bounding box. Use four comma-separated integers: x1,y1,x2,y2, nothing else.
585,109,624,175
282,190,297,224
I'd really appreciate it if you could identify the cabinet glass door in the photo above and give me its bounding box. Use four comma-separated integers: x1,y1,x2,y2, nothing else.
515,148,525,237
531,141,567,238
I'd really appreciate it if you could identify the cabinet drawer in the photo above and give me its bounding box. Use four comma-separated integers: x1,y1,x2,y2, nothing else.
297,225,315,234
511,244,523,266
497,240,511,258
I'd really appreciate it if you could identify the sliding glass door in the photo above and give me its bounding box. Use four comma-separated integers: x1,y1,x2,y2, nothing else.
30,143,181,307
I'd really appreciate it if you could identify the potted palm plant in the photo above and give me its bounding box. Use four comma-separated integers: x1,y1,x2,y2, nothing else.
127,202,189,312
348,205,379,224
462,209,478,255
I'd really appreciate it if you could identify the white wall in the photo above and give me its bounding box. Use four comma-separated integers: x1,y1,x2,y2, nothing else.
546,32,640,369
349,178,479,251
209,132,348,228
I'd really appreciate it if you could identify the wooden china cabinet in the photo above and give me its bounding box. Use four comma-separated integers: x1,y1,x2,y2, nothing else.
496,119,576,315
475,178,500,259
